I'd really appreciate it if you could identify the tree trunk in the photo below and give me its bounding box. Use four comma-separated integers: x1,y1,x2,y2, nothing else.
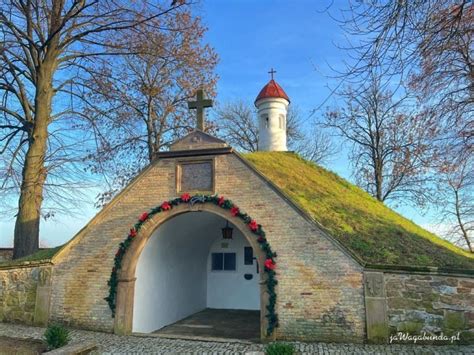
13,67,53,259
454,189,473,253
373,156,384,201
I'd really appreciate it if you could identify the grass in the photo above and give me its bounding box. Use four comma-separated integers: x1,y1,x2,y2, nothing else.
0,246,61,267
265,342,295,355
243,152,474,270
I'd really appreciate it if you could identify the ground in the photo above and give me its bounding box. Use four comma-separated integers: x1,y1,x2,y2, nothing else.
154,309,260,342
0,323,472,354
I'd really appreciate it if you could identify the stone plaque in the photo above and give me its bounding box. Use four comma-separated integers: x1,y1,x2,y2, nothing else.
364,272,388,343
178,160,213,193
365,272,385,298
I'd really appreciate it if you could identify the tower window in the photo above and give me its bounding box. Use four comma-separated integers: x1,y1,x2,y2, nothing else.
279,114,285,129
261,114,269,128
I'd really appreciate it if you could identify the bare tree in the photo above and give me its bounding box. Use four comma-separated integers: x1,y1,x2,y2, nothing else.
324,72,432,203
84,10,218,206
293,128,338,166
214,101,259,152
328,0,474,246
215,101,336,164
332,0,473,159
434,154,473,252
0,0,188,258
409,3,473,157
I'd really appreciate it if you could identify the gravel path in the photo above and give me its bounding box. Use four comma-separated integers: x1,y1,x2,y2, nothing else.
0,323,472,354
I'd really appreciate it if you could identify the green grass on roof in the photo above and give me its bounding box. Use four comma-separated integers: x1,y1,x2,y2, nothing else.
244,152,474,270
0,246,61,267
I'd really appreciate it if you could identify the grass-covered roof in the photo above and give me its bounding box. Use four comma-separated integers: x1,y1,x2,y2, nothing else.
243,152,474,270
0,246,61,267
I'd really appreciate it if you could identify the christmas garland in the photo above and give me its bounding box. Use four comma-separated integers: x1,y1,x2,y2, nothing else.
105,193,278,335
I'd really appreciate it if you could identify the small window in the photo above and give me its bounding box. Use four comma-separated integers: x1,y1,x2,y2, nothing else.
244,247,253,265
261,114,269,128
279,114,285,129
224,253,236,270
211,252,236,271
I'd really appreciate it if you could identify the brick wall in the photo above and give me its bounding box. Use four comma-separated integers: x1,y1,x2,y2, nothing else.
385,273,474,344
50,152,366,342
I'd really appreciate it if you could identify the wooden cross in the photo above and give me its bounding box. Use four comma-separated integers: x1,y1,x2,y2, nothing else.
268,68,277,80
188,89,213,130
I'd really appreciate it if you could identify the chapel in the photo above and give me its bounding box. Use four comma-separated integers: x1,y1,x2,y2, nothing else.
0,74,473,344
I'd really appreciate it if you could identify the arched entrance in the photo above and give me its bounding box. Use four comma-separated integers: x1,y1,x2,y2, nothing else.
111,200,276,340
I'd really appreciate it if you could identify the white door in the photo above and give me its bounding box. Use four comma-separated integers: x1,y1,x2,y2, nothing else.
206,231,260,310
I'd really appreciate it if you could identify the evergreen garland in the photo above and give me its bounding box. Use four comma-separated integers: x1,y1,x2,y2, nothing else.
105,193,279,335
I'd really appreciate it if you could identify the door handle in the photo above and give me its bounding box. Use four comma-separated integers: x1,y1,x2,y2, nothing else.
253,257,259,274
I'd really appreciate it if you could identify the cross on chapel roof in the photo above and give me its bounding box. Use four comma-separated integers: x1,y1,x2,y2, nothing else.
188,89,213,130
268,68,277,80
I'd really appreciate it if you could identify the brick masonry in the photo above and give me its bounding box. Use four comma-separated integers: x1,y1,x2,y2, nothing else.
384,273,474,344
48,151,366,342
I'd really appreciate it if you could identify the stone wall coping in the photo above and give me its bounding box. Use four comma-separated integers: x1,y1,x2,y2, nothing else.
156,147,233,159
43,342,97,355
0,247,49,251
365,263,474,278
0,260,53,270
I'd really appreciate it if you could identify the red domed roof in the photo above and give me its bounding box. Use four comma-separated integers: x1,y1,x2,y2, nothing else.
254,79,290,105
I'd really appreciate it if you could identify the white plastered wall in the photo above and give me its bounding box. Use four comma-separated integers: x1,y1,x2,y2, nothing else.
257,97,289,151
207,229,260,310
132,211,260,333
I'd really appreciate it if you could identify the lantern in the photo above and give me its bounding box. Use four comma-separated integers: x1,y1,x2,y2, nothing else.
221,220,233,240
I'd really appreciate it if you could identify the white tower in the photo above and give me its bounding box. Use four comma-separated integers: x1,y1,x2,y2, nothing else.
254,71,290,151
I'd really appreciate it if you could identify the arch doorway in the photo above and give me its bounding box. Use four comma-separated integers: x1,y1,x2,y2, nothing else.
114,203,270,340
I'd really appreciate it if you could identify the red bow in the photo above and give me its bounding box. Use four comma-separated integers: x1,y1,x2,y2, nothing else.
218,196,225,206
161,201,171,210
248,220,258,231
264,258,276,270
230,206,239,217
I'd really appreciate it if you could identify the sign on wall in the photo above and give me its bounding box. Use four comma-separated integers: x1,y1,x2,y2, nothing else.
177,159,214,193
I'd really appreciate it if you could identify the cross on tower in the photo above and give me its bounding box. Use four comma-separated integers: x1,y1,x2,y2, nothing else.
188,89,213,130
268,68,277,80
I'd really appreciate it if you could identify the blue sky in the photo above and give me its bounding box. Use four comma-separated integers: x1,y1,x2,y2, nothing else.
0,0,434,247
199,0,339,112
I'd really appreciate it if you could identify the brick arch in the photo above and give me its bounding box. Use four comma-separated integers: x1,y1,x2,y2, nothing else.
113,202,274,340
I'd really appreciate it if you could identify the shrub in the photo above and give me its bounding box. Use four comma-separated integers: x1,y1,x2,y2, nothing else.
265,342,295,355
43,323,70,350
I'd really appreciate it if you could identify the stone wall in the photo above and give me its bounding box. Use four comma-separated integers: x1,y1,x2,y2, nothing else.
50,152,366,342
384,272,474,344
0,265,51,325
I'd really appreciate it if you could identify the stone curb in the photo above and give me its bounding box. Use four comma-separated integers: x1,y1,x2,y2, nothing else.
43,342,97,355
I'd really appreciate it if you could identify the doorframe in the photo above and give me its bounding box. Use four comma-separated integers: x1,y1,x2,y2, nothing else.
113,203,274,340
